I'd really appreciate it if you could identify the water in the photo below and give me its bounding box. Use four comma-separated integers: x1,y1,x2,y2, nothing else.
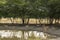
0,30,47,40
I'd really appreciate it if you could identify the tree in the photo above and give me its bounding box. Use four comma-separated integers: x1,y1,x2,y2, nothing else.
48,0,60,24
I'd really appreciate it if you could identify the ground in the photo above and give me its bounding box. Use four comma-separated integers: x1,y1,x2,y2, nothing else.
0,24,60,40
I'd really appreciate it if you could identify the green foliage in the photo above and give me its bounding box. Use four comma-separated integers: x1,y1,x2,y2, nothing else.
0,0,60,24
48,0,60,19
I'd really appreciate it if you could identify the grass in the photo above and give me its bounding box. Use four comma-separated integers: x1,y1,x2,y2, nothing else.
0,36,42,40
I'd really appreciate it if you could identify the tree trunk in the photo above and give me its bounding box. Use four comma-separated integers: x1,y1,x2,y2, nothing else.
22,18,25,24
47,18,48,24
39,18,41,24
10,18,14,24
55,19,56,24
49,18,53,24
27,18,29,24
57,18,59,24
0,18,1,23
36,19,37,24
